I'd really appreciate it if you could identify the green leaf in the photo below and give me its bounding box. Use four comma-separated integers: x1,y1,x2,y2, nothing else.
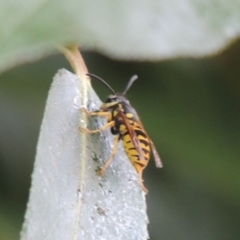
1,1,240,72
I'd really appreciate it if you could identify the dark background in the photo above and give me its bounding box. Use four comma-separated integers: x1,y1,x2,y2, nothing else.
0,41,240,239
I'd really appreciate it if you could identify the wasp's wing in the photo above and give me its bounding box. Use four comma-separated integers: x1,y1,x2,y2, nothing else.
136,120,163,168
149,139,163,168
118,111,145,161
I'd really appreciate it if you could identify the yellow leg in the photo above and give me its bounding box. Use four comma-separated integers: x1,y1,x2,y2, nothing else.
82,108,110,117
133,161,148,193
99,136,120,176
138,171,148,193
79,121,114,134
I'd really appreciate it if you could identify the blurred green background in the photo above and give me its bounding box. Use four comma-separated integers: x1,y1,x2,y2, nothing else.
0,42,240,240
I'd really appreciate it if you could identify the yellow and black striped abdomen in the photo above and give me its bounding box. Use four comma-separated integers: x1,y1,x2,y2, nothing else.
121,123,151,174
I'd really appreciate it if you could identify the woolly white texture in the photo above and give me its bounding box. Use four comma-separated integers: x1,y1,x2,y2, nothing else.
21,69,148,240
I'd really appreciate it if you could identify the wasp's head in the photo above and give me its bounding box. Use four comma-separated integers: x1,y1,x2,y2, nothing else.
86,73,138,111
100,94,120,110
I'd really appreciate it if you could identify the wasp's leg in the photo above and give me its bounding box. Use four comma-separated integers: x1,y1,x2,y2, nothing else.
133,161,148,193
98,136,120,177
79,121,114,134
81,108,110,117
138,171,148,193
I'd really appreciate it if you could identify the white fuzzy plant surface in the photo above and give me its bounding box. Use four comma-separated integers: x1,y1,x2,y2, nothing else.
21,69,149,240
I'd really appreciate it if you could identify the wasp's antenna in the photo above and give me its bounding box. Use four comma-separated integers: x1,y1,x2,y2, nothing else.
87,73,115,94
122,75,138,95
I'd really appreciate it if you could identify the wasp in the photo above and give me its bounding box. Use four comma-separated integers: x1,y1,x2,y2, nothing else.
80,73,163,193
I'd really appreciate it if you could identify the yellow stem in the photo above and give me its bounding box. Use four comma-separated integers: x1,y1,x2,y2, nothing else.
59,44,90,240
